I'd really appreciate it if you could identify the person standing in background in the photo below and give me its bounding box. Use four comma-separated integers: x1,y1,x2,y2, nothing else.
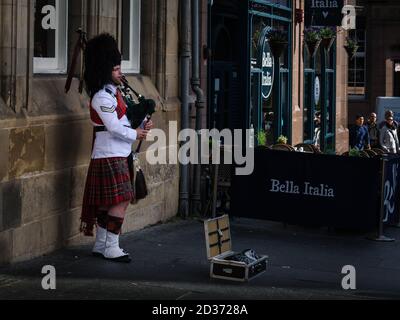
313,111,321,149
380,114,400,154
349,114,370,151
366,113,379,148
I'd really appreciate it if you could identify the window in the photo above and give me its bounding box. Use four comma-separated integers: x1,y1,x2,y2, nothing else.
348,29,366,98
271,0,291,7
252,0,291,9
34,0,68,74
121,0,141,74
303,40,337,153
250,3,292,145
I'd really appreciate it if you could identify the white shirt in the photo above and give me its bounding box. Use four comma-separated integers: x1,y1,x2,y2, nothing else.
91,84,137,159
380,125,400,154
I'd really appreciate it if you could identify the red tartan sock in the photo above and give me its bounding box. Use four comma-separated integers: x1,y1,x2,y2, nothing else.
97,210,108,229
106,216,124,235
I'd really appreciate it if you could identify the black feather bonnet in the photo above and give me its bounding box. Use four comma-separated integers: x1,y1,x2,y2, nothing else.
84,33,121,98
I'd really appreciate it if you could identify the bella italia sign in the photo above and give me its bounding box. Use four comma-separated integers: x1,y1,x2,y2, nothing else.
305,0,344,27
258,27,274,100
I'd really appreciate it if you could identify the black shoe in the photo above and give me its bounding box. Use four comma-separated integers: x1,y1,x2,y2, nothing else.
92,252,105,259
104,254,132,263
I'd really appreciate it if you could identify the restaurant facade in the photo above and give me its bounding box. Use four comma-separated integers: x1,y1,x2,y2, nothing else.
207,0,350,154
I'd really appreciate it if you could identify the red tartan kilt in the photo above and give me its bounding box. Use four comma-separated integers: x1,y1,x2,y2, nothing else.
82,157,134,206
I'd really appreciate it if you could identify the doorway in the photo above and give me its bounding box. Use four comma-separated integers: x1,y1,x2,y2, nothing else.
208,0,247,131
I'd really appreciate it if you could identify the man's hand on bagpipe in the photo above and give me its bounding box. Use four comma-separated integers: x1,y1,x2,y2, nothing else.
136,128,150,141
143,119,153,131
120,75,156,150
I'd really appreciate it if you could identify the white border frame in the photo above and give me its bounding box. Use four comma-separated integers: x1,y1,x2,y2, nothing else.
121,0,141,74
33,0,68,74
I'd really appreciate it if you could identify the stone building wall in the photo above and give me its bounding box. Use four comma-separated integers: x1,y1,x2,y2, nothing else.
291,0,305,147
0,0,180,265
335,29,350,155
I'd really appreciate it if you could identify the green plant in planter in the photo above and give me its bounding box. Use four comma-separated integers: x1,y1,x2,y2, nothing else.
257,130,267,147
344,37,359,60
304,27,321,57
277,135,288,145
267,28,288,58
319,27,337,52
349,148,361,157
319,27,336,39
304,27,321,42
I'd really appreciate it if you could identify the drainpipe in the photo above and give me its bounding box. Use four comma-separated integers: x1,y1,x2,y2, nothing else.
179,0,191,218
156,0,166,99
191,0,205,216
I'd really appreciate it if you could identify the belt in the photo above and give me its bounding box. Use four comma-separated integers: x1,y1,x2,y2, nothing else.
94,125,131,133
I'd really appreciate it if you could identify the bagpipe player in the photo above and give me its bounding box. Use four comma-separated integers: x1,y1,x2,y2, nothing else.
80,34,153,263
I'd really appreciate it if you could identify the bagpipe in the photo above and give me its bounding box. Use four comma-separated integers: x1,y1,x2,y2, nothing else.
120,75,156,132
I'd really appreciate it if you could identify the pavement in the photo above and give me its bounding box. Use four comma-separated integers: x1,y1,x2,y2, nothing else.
0,216,400,300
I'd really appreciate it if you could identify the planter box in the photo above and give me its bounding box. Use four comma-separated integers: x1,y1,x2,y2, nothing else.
231,149,391,231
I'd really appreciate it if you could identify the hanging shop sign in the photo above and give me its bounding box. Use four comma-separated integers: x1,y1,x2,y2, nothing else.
314,76,321,106
305,0,344,27
258,27,274,100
